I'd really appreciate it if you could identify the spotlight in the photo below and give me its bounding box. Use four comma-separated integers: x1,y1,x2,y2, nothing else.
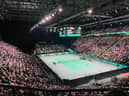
45,16,52,21
58,8,63,12
51,13,55,17
45,16,49,21
41,19,46,23
87,8,93,15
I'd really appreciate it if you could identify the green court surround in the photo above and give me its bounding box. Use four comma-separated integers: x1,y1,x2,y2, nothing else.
37,52,128,71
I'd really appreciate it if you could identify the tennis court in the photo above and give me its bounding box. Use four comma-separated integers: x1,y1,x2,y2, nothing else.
38,53,127,80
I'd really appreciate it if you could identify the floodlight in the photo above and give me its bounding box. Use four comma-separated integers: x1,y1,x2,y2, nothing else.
58,8,63,12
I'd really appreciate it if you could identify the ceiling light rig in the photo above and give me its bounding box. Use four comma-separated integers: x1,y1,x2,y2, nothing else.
30,6,63,32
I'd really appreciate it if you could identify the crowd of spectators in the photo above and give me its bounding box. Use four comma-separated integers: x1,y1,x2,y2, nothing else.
73,25,129,66
0,41,129,96
0,41,69,95
101,38,129,65
72,37,129,65
34,42,66,54
83,26,129,34
0,83,129,96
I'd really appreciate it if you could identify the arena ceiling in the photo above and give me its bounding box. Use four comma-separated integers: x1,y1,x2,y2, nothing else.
0,0,129,26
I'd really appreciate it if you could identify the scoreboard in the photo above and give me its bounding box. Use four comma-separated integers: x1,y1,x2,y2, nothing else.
48,26,82,37
59,26,81,37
